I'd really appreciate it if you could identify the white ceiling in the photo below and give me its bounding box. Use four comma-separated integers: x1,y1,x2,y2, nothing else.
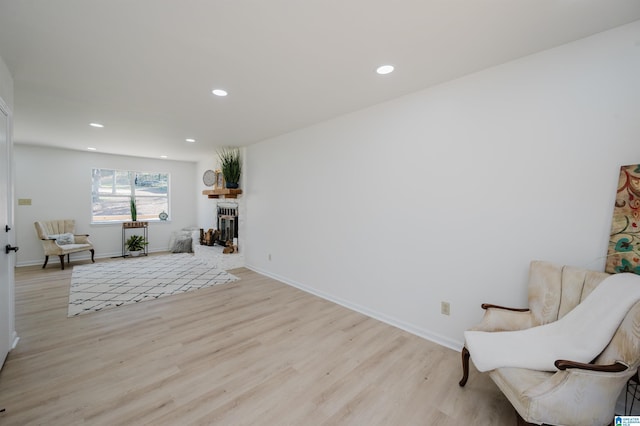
1,1,640,162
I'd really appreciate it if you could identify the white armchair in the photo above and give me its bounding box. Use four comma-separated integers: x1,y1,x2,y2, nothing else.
34,219,95,270
460,261,640,425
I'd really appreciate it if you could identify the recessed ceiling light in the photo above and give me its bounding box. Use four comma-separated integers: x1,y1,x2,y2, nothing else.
212,89,228,97
376,65,394,75
185,138,196,143
160,155,168,159
89,122,104,128
87,147,97,151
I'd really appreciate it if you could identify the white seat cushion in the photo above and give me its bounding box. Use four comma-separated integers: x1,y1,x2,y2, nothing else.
489,367,552,418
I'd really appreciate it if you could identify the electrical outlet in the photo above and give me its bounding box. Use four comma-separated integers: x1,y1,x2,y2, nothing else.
441,301,450,316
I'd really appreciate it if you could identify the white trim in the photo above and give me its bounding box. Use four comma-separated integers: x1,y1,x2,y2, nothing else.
0,96,17,358
11,332,18,350
0,95,17,360
246,263,464,352
15,247,172,268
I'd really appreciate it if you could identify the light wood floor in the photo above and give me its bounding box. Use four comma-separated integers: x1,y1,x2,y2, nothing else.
0,256,515,425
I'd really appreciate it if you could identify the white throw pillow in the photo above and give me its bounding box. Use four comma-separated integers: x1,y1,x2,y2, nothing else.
171,231,193,253
56,233,75,245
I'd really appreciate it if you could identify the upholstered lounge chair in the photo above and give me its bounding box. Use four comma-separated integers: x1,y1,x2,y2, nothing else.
459,260,640,425
34,219,95,270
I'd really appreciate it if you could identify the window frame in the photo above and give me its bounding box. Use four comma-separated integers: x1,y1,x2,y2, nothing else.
91,168,170,224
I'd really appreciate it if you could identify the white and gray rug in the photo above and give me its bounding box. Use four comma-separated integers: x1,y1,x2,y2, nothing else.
68,254,239,317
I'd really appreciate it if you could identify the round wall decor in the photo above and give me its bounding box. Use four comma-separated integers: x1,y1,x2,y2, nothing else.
203,169,216,186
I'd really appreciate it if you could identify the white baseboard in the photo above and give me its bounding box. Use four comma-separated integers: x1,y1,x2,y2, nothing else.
246,263,464,352
15,248,171,268
11,332,19,350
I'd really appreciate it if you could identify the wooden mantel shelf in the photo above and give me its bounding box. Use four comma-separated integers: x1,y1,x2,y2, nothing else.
202,188,243,199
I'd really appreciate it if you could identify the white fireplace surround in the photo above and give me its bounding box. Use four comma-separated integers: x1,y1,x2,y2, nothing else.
217,201,239,244
191,197,245,270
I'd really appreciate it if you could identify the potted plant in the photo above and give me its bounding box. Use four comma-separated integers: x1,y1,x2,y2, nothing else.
125,234,147,256
130,196,137,222
217,147,242,189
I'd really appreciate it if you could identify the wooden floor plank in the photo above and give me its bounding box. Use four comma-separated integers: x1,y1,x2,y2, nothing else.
0,256,514,425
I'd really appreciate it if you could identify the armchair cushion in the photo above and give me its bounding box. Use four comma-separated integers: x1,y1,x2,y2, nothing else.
55,233,75,245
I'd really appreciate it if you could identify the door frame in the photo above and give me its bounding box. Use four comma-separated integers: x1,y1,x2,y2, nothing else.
0,95,18,365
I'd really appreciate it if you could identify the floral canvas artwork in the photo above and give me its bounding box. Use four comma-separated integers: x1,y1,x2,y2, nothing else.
606,164,640,274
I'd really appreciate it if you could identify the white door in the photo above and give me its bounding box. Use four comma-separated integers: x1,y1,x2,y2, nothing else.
0,97,16,369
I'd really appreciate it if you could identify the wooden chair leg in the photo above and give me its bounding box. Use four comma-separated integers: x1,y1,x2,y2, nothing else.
515,410,538,426
42,255,49,269
90,249,95,263
459,346,470,387
59,255,65,270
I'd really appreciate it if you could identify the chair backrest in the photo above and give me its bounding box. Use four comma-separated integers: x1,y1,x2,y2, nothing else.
34,220,76,239
529,260,640,368
595,300,640,368
528,260,610,326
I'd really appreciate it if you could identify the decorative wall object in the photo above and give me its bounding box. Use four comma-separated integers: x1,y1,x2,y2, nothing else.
214,170,225,190
202,169,216,187
606,164,640,274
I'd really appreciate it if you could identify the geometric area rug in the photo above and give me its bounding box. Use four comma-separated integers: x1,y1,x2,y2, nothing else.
68,253,239,317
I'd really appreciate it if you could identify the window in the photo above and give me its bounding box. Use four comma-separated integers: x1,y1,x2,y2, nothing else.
91,169,169,223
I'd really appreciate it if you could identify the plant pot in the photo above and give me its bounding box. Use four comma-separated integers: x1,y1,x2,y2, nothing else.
225,182,239,189
129,250,141,257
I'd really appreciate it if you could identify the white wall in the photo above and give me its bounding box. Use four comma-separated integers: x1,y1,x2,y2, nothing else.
196,155,220,231
0,55,13,110
14,145,197,266
245,21,640,350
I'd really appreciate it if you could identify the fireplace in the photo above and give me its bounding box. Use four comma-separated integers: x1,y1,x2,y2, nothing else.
217,202,238,245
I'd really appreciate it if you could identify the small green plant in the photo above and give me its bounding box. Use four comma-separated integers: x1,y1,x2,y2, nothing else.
130,197,137,221
217,147,242,188
125,234,148,252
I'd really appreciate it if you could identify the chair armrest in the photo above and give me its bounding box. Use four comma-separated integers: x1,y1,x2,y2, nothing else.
516,361,636,424
554,359,628,373
481,303,530,312
39,238,64,255
73,235,92,244
469,307,533,332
